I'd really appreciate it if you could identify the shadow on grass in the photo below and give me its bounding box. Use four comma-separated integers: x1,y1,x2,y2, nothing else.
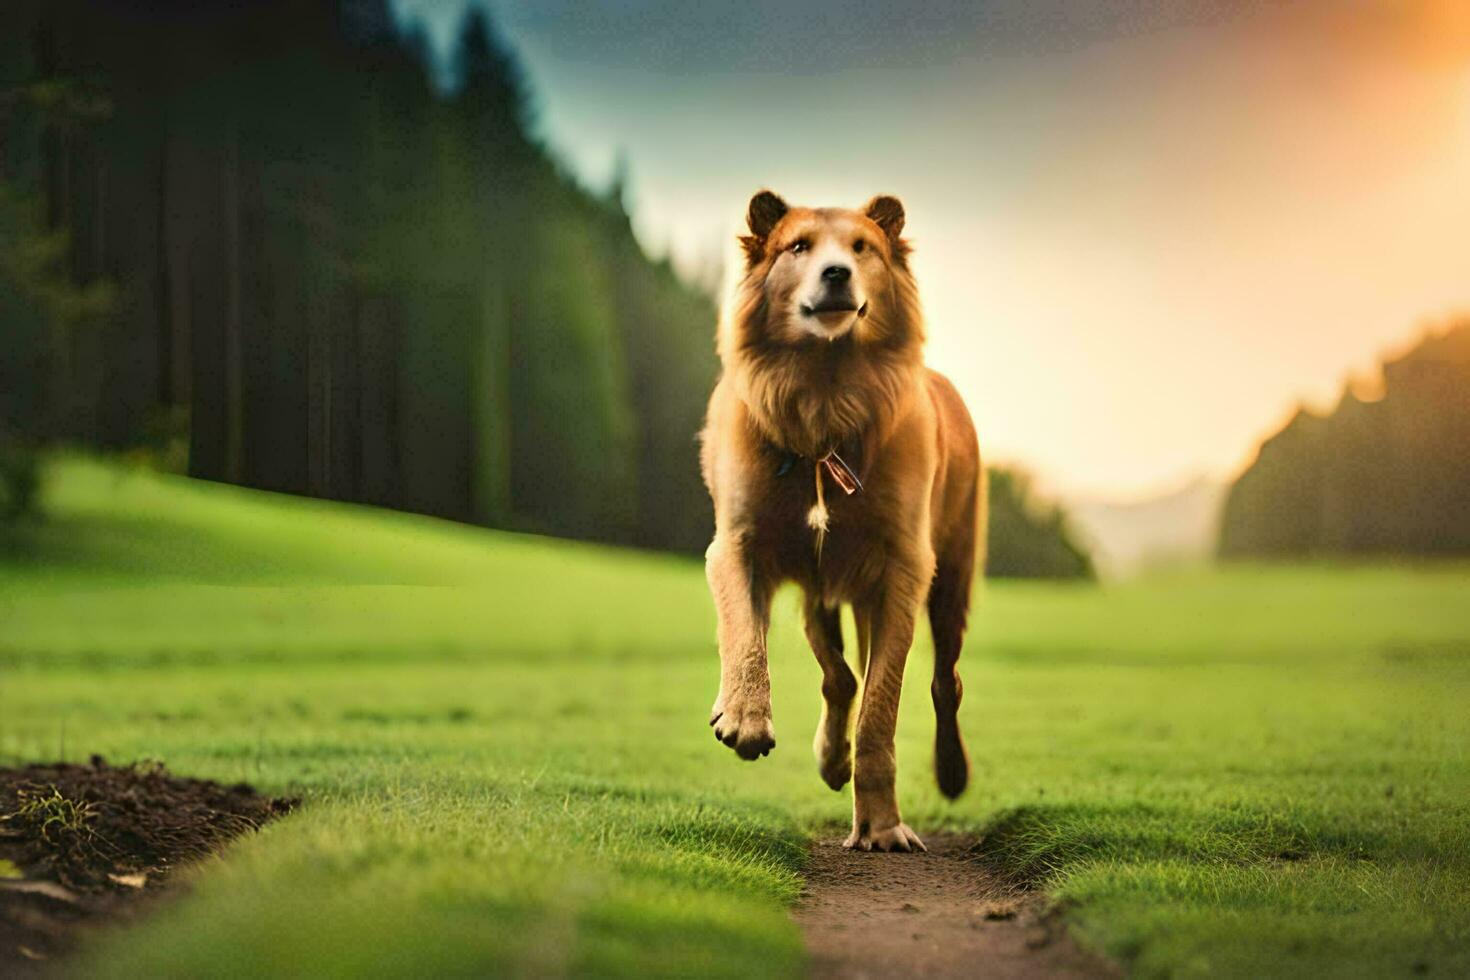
969,803,1387,889
1,512,313,582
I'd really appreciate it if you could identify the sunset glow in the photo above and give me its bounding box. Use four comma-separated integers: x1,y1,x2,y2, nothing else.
399,0,1470,499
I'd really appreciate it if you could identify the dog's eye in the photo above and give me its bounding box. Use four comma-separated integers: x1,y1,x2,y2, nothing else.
853,239,866,254
790,239,810,254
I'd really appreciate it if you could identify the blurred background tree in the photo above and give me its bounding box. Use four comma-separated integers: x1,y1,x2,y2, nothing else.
0,0,717,552
0,30,117,518
1219,322,1470,559
986,467,1096,580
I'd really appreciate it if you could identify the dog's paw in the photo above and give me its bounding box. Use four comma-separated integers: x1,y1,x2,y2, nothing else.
934,732,970,800
709,694,776,760
843,822,926,853
813,732,852,791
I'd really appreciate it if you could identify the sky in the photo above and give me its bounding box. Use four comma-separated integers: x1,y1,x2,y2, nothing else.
394,0,1470,501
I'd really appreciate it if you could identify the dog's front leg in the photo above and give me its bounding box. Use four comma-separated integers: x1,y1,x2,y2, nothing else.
705,534,776,760
847,559,932,852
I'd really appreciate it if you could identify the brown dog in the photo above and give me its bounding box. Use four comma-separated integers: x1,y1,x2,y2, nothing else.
700,190,984,852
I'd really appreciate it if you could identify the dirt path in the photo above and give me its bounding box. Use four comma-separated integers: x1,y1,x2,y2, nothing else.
795,834,1118,980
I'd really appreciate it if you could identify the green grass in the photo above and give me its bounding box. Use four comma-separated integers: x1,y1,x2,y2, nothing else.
2,457,1468,977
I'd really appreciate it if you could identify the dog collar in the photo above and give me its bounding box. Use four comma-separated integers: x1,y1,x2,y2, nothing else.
774,447,864,496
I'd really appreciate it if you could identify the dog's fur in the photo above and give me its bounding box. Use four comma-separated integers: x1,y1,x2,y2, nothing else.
700,191,984,852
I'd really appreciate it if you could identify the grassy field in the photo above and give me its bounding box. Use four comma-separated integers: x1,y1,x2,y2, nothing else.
2,458,1468,977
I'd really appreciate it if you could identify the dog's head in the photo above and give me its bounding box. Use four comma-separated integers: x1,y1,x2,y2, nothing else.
732,191,918,348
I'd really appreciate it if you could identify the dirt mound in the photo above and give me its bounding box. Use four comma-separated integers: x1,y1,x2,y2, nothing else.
0,756,296,973
795,833,1118,980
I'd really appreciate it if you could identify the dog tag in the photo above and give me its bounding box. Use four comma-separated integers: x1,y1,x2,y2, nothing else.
820,451,863,495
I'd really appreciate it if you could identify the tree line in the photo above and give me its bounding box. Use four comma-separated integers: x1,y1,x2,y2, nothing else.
0,0,720,552
1219,320,1470,559
0,0,1094,578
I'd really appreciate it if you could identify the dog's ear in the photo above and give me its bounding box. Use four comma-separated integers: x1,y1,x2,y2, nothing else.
864,195,905,240
746,190,788,240
741,190,788,263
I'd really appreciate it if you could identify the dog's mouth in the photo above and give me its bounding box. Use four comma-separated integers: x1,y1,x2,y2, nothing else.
801,300,868,318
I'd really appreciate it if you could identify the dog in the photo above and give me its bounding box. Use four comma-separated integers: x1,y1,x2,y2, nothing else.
699,190,984,852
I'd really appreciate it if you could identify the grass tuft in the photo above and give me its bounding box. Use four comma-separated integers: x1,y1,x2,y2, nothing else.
7,786,96,845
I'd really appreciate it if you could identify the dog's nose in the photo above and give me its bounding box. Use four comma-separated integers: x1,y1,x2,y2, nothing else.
822,265,851,284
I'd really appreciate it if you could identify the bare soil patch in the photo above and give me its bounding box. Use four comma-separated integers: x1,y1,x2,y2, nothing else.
795,833,1118,980
0,756,296,975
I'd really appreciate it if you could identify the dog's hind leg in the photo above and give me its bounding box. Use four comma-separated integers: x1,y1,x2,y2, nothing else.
804,597,857,791
929,537,975,800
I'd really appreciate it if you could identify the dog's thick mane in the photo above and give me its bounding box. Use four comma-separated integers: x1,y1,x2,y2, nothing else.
718,248,926,460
